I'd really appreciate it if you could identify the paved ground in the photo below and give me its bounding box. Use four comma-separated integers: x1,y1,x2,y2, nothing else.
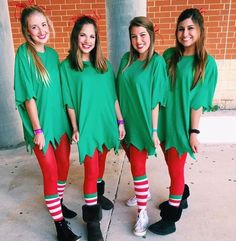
0,110,235,241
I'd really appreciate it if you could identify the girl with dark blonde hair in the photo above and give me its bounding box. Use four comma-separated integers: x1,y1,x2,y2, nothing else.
117,16,168,237
148,8,218,235
61,15,125,241
14,6,80,241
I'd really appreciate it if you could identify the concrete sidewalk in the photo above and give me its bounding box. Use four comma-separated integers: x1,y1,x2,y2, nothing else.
0,111,236,241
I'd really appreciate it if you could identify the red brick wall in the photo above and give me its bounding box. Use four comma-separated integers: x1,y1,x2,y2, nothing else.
8,0,107,60
8,0,236,60
147,0,236,59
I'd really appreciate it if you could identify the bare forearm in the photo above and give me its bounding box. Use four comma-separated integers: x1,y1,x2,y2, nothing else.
115,100,123,120
152,104,159,129
67,107,78,131
190,108,202,129
25,99,44,150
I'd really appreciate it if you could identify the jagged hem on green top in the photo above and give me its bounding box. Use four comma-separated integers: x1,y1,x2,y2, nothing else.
123,140,157,157
24,132,70,154
161,141,196,160
191,102,215,113
78,142,120,164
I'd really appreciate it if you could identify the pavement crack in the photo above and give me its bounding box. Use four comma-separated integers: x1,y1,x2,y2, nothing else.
104,151,126,241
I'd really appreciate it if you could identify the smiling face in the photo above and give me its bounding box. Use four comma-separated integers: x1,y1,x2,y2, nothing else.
177,17,200,55
130,26,151,60
27,11,49,52
78,23,96,61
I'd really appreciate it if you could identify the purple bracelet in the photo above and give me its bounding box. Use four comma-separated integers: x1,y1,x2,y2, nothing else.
117,120,124,125
34,129,43,135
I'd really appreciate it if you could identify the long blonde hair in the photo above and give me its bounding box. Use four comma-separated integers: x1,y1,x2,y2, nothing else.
20,6,54,85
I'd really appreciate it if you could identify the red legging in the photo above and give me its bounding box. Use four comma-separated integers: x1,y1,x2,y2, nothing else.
123,144,148,177
161,143,187,195
33,134,70,196
83,146,108,195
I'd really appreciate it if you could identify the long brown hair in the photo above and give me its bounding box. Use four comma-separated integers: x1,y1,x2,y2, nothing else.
168,8,207,89
123,16,156,72
67,15,107,72
20,6,54,85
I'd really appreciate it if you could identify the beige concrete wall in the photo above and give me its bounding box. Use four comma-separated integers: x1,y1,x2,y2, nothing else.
214,60,236,109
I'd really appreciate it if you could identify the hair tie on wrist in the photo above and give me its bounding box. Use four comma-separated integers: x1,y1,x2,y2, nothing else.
189,128,200,134
34,129,43,135
117,120,124,125
152,128,158,133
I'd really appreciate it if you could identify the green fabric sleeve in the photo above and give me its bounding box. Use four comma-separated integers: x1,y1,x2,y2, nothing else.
190,55,218,111
151,55,169,109
107,60,118,102
14,49,36,108
60,61,75,109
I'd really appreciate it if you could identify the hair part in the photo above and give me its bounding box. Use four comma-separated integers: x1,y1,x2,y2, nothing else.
168,8,207,89
123,16,156,72
67,15,107,72
20,6,54,85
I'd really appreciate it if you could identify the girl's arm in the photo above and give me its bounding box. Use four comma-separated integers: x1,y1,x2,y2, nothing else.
115,100,126,140
67,107,79,143
189,107,202,153
152,104,160,148
25,99,45,150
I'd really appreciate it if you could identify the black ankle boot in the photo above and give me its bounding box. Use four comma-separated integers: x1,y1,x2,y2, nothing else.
149,219,176,235
55,219,81,241
159,184,190,210
61,199,77,218
148,203,182,235
97,180,114,210
82,204,104,241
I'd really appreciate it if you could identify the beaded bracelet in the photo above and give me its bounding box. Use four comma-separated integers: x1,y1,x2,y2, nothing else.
34,129,43,135
117,120,124,125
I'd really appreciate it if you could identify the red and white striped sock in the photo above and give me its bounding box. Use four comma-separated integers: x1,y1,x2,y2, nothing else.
134,176,149,212
45,195,63,221
84,193,97,206
57,181,66,200
168,194,182,207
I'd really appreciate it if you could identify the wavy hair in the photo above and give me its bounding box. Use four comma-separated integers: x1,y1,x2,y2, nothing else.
67,15,107,72
123,16,156,72
168,8,207,89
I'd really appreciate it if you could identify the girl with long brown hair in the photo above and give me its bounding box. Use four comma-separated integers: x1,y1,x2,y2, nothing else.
149,8,218,236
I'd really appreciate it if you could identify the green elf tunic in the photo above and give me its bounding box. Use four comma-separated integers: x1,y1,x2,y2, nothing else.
158,47,218,158
117,52,168,156
60,59,120,164
14,43,71,153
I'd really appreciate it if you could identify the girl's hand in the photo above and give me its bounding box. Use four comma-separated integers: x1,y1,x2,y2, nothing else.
119,124,126,140
152,132,160,148
34,133,45,150
71,130,79,143
189,133,200,153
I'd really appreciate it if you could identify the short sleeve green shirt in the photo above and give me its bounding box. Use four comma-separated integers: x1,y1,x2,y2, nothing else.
60,59,120,163
158,48,218,158
117,52,168,155
14,43,71,153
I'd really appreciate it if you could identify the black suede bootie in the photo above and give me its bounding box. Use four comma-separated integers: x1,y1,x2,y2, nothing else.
82,204,104,241
148,203,183,235
159,184,190,210
61,199,77,218
97,180,114,210
54,219,81,241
